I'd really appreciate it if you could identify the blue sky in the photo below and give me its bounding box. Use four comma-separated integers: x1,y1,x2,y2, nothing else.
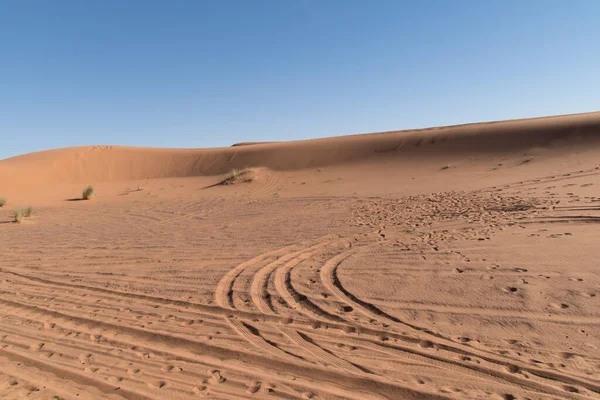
1,1,599,159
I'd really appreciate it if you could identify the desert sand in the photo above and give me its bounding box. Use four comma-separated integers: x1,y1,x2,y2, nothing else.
1,112,599,399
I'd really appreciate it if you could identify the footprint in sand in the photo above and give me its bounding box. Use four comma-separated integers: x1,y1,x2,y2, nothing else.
161,365,182,373
29,343,44,352
78,353,92,364
89,334,101,342
503,287,518,293
262,383,275,393
343,325,356,334
193,386,208,396
147,380,166,389
505,364,520,373
208,370,226,384
107,376,122,384
559,352,576,360
247,380,261,394
550,303,569,309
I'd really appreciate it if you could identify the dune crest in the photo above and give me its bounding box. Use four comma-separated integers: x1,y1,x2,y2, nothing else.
2,112,600,184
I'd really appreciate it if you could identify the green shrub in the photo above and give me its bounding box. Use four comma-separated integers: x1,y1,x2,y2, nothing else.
0,197,6,207
23,206,33,217
82,186,95,200
13,209,22,223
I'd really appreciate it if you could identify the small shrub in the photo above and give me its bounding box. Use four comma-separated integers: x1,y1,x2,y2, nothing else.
221,168,253,185
0,197,6,207
23,206,33,217
82,186,95,200
13,209,22,223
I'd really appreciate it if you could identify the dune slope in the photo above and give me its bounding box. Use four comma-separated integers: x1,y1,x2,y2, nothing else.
2,112,600,185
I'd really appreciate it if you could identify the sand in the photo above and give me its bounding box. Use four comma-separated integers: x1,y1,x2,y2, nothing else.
0,112,599,399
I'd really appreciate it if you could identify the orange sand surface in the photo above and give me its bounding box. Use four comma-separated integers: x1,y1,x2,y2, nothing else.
1,112,599,399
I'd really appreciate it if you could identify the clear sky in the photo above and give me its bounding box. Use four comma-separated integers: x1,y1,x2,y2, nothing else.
1,1,599,159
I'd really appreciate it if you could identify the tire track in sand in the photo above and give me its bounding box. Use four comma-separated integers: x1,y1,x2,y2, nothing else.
317,249,600,398
278,328,367,375
251,239,341,316
226,317,306,362
214,244,301,309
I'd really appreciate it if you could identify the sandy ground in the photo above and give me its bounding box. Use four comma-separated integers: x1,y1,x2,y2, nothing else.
0,113,599,399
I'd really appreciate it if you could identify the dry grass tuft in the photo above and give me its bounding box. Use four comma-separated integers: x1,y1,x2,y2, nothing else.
221,168,253,185
82,186,95,200
0,197,6,207
13,209,22,223
23,206,33,217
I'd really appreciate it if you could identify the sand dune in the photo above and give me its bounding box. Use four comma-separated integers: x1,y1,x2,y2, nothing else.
2,112,600,185
1,112,599,399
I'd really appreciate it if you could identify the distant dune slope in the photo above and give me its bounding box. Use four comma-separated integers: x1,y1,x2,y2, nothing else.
1,112,599,184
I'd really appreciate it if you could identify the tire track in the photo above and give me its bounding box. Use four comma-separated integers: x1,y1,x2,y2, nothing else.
251,170,287,197
226,317,306,363
5,249,599,396
273,245,349,323
0,313,306,400
251,239,339,315
0,296,446,400
279,328,367,375
367,300,600,325
215,244,301,309
0,347,153,400
317,250,600,397
304,331,590,399
2,270,273,323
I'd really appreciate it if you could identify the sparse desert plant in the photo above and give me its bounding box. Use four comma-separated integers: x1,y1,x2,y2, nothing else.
82,186,95,200
13,209,22,223
0,197,6,207
23,206,33,217
221,168,253,185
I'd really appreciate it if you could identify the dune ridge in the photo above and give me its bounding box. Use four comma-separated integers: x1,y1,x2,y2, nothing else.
2,111,599,184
